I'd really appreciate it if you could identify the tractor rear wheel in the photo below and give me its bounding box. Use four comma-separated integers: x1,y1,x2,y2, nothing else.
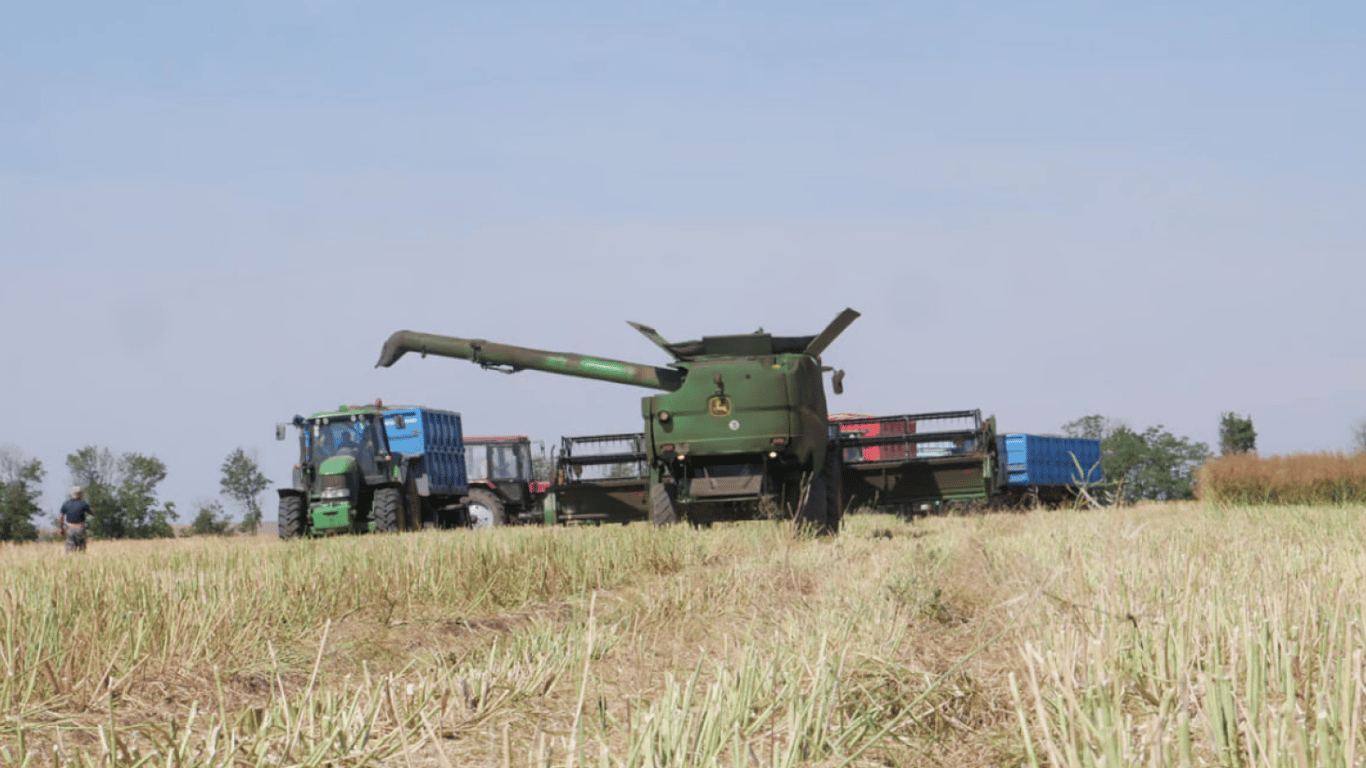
649,475,680,527
467,488,506,528
278,496,305,540
374,488,402,532
405,480,427,530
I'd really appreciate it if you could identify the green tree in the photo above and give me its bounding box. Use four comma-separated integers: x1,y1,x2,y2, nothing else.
1219,412,1257,455
0,447,44,542
66,446,178,539
1062,416,1210,503
531,454,554,482
188,499,232,536
607,460,647,479
1104,425,1209,503
1061,414,1121,442
220,447,271,534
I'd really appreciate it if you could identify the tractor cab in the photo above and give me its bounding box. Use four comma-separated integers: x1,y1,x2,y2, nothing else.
462,436,549,525
307,415,384,478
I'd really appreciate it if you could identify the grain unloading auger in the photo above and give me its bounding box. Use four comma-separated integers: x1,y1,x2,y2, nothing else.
376,309,859,532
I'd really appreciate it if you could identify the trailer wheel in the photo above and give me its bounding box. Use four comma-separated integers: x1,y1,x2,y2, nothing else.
278,496,305,540
467,488,506,528
374,488,402,532
649,476,680,527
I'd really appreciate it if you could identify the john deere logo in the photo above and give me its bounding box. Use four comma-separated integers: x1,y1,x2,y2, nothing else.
708,396,732,417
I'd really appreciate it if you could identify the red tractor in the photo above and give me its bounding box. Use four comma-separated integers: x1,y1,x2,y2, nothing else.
462,436,550,526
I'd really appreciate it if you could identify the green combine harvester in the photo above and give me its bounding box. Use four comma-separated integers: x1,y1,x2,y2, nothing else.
375,309,859,533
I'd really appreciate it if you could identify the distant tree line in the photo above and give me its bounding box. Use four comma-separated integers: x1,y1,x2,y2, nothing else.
0,445,269,543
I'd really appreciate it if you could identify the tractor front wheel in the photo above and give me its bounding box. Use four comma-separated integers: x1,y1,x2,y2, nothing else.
467,488,506,529
278,496,305,540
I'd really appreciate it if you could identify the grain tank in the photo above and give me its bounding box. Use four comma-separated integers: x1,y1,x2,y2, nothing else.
375,309,859,532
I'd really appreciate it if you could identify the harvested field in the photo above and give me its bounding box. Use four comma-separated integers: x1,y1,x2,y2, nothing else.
3,502,1364,767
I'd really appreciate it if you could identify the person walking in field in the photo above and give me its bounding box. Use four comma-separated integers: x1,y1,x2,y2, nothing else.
59,486,94,553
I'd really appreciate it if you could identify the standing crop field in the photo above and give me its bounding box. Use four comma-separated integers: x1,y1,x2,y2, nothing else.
2,502,1365,767
1197,451,1366,505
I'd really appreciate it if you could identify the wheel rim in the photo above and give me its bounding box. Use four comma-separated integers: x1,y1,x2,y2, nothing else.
468,502,494,528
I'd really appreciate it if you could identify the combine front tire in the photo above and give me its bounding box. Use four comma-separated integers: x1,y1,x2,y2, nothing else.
374,488,402,532
794,477,828,534
278,496,305,540
649,476,680,527
821,442,843,535
795,453,842,536
467,488,506,528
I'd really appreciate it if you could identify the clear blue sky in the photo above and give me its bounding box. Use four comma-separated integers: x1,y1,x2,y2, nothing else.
3,1,1363,520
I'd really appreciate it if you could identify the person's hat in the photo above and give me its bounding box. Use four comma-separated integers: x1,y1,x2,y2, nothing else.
71,486,83,497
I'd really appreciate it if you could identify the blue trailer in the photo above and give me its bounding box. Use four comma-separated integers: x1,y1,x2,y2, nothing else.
276,401,472,538
1000,434,1102,488
381,406,469,498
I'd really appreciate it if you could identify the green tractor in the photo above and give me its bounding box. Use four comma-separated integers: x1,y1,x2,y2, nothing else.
375,309,859,532
275,401,470,537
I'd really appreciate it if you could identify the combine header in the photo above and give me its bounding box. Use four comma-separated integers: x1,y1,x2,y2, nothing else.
833,410,1102,512
834,410,999,511
549,432,651,525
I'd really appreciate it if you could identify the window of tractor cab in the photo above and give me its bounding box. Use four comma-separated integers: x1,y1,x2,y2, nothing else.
310,418,377,461
465,443,527,482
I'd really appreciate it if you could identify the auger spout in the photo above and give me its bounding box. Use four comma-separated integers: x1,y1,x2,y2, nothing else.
376,330,684,391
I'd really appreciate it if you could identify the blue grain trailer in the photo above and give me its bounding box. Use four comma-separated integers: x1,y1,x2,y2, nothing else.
997,433,1103,505
276,400,470,538
1000,434,1102,487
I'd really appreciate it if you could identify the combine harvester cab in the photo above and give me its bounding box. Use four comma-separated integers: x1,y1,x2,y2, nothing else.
375,308,859,533
276,401,470,538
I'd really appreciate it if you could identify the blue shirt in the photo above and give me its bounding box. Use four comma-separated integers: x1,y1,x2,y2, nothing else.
60,498,92,525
